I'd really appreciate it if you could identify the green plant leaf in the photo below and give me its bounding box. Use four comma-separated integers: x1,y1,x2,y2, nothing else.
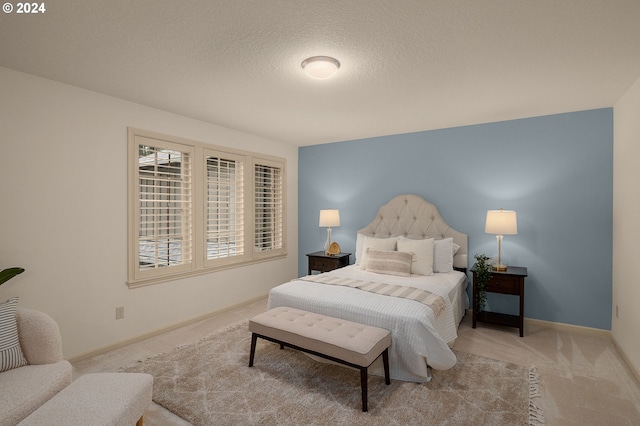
474,254,491,311
0,267,25,285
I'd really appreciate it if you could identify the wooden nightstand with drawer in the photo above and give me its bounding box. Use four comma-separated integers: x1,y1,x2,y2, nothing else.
471,265,528,337
307,251,351,274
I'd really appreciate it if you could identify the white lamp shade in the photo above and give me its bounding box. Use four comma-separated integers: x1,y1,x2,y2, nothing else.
485,209,518,235
302,56,340,79
319,209,341,227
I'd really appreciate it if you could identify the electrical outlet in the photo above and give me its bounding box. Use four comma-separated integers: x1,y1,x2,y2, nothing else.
116,306,125,320
616,305,619,319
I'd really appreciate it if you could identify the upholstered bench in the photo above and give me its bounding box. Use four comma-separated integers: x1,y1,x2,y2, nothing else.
248,307,391,412
18,373,153,426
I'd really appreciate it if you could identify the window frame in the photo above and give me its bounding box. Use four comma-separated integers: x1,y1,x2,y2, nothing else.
202,148,249,269
253,157,286,259
128,128,286,287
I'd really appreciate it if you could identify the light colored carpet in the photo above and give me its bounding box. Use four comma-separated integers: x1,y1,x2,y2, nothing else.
123,321,544,426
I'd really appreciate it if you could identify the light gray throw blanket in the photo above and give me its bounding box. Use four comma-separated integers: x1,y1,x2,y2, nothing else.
298,274,447,317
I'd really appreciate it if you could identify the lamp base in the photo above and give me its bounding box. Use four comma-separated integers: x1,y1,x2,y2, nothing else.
324,227,332,255
492,263,508,271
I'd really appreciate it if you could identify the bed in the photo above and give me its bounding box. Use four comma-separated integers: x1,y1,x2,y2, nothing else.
268,194,469,382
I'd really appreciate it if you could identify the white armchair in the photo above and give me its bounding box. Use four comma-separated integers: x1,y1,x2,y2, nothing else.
0,308,72,426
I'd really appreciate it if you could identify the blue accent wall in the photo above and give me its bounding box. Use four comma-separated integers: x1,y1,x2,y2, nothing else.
298,109,613,330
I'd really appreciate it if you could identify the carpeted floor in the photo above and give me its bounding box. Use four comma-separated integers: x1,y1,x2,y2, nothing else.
123,321,543,426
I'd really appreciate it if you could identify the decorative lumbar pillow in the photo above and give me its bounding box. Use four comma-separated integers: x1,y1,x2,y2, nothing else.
433,238,460,273
357,235,398,269
0,296,28,372
365,248,413,277
397,237,434,275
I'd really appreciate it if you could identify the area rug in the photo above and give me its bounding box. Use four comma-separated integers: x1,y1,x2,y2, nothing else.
123,321,544,426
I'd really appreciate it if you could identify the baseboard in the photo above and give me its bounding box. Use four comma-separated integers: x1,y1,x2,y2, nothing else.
610,335,640,386
464,309,611,338
67,294,267,364
523,317,612,338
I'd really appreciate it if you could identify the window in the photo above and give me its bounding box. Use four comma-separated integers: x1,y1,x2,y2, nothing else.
128,129,286,287
254,159,284,255
139,145,193,269
204,151,245,265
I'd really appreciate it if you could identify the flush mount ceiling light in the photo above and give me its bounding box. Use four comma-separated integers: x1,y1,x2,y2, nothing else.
301,56,340,79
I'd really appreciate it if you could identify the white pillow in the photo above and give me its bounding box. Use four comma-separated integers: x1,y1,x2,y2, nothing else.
365,248,413,277
355,233,366,264
433,238,460,273
0,297,28,373
357,235,397,269
397,237,434,275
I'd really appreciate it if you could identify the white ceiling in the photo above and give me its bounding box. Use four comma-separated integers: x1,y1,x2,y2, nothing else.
2,0,640,146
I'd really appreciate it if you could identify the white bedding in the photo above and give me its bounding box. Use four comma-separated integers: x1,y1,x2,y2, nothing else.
267,265,469,382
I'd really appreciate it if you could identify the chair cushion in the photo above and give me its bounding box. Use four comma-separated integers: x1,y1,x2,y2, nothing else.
0,361,72,426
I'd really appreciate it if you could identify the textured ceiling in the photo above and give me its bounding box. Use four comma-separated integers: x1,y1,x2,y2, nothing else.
1,0,639,146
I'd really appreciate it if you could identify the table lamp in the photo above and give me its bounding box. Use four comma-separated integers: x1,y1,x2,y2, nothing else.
319,209,340,255
485,209,518,271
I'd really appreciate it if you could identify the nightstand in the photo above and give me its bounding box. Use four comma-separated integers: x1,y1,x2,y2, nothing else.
307,251,351,274
471,264,528,337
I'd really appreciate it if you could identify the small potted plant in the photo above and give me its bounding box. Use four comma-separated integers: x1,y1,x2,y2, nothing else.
473,254,491,312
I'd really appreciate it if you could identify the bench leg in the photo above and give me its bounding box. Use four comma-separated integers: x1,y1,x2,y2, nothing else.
249,331,388,412
382,348,391,385
360,367,368,412
249,333,258,367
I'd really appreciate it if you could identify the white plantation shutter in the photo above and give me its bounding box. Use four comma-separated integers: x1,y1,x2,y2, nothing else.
254,159,284,254
205,151,245,262
134,139,193,280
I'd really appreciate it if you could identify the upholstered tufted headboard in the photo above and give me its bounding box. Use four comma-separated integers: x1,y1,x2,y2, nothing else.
357,194,468,270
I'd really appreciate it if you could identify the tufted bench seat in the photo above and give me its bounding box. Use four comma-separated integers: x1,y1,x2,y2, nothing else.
248,307,391,412
18,373,153,426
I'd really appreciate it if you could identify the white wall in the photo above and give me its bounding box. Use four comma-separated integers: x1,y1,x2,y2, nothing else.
613,74,640,377
0,66,298,359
